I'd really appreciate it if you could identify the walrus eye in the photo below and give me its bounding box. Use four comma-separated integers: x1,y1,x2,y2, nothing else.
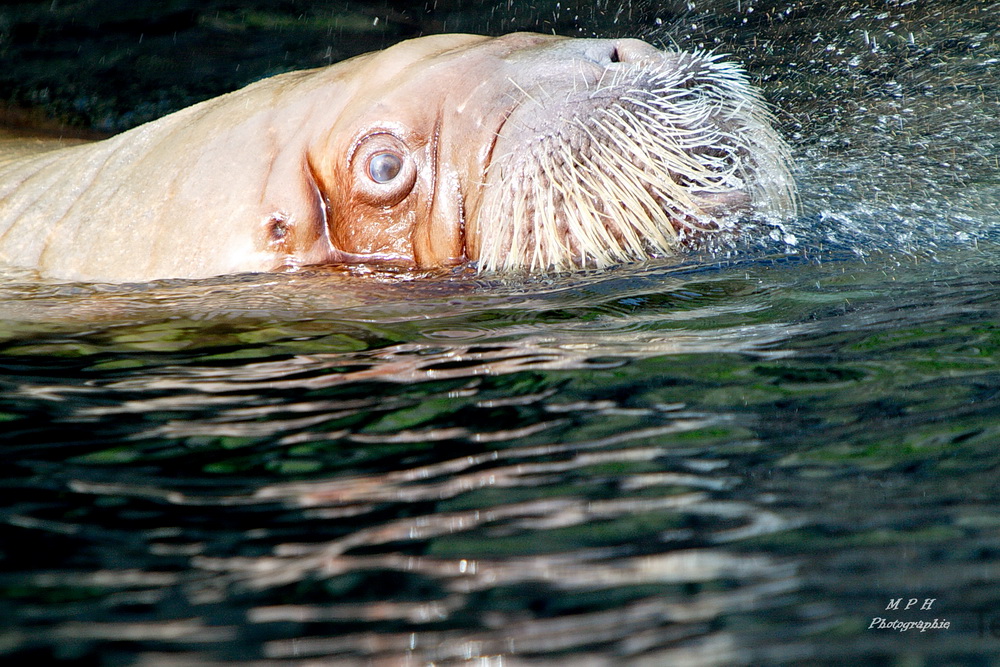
368,152,403,183
351,131,417,207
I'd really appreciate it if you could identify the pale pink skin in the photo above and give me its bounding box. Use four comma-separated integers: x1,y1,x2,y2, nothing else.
0,33,706,282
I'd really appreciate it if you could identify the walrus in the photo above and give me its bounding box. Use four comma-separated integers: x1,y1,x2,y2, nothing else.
0,33,795,282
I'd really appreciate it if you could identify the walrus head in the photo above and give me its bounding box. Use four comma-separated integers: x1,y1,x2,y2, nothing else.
304,33,795,274
0,33,795,282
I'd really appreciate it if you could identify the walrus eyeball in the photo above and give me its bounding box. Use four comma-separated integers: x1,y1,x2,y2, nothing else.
351,131,417,207
368,152,402,183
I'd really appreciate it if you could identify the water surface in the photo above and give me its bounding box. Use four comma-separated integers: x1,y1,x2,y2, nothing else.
3,244,999,665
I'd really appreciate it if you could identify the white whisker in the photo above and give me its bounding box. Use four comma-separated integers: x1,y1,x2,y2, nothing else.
475,49,796,273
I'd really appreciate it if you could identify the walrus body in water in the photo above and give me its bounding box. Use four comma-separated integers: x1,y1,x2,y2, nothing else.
0,33,794,282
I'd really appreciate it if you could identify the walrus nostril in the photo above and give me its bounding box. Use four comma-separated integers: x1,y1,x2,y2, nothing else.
581,39,663,67
582,42,621,67
609,38,666,65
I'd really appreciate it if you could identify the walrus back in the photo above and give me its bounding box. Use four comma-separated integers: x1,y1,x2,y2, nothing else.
0,62,360,282
0,129,173,280
0,68,321,282
1,141,108,274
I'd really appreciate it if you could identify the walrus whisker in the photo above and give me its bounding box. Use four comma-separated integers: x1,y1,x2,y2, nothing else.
474,39,797,274
616,92,781,206
582,148,696,242
538,146,586,268
594,112,724,197
560,126,642,256
569,122,677,254
555,145,608,256
559,147,603,237
599,110,710,176
566,172,621,265
506,77,544,109
611,97,726,145
577,156,668,254
558,143,633,263
582,136,696,232
535,169,558,269
588,119,685,227
592,67,611,98
542,154,569,267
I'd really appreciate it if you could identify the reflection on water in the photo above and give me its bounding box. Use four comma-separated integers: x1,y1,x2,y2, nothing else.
4,252,1000,665
2,260,809,666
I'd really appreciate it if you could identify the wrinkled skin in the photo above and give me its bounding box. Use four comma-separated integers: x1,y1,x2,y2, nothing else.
0,33,780,282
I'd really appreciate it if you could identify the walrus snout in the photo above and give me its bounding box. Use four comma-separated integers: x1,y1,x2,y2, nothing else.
468,37,797,273
501,35,670,84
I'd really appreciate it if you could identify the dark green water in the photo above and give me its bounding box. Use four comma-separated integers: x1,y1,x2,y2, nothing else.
2,245,1000,665
3,1,1000,665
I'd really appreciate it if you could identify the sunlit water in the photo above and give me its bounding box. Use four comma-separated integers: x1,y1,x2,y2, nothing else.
3,2,1000,665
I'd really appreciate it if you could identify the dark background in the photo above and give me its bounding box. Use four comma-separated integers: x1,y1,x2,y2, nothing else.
0,0,691,133
0,0,991,135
